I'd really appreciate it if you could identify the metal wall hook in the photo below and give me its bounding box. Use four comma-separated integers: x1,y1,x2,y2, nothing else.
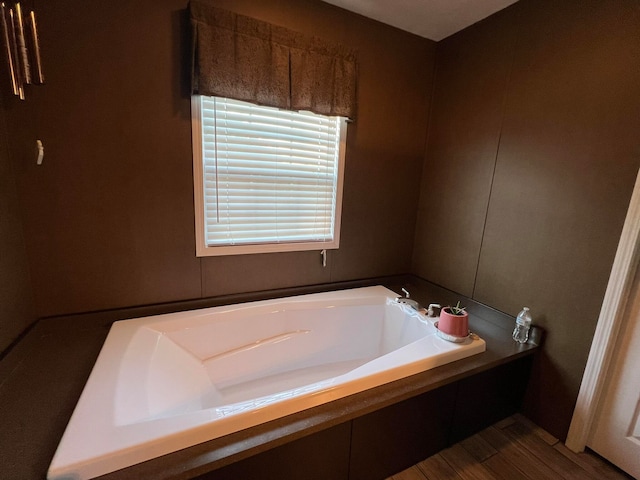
36,139,43,164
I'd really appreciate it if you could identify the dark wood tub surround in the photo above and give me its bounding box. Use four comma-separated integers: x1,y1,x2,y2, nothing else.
0,276,539,480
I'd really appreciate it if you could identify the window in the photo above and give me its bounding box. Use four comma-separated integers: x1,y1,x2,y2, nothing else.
192,96,347,256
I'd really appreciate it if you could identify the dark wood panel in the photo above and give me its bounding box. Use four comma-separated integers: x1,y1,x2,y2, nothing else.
195,422,351,480
0,104,35,354
413,0,640,442
412,3,519,297
449,357,532,443
349,383,457,480
3,0,434,317
5,0,203,317
473,0,640,439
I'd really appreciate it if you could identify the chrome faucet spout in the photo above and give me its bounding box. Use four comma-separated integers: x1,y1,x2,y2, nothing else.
395,288,440,316
396,297,422,311
396,288,423,312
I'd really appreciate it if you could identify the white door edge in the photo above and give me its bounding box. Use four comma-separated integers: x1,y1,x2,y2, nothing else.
566,167,640,452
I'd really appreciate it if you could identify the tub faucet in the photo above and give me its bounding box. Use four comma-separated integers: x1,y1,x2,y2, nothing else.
396,289,441,317
426,303,441,317
396,288,422,312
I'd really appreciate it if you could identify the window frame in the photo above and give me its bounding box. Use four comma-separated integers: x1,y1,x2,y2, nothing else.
191,95,347,257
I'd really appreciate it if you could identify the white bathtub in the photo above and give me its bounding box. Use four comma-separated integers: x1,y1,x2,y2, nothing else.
48,286,485,480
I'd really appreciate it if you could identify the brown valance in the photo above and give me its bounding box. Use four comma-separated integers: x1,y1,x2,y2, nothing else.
189,1,357,119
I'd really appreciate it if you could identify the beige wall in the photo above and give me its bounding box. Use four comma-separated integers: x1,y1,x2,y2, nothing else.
2,0,435,318
413,0,640,439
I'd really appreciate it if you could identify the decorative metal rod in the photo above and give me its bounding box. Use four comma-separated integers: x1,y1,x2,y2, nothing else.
0,3,18,95
29,9,43,83
8,7,24,99
14,2,31,84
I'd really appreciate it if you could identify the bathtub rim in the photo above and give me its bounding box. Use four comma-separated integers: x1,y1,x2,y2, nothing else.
0,275,541,480
92,332,536,480
82,276,540,480
48,285,488,480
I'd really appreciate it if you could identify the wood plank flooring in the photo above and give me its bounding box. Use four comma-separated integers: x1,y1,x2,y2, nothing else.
387,414,633,480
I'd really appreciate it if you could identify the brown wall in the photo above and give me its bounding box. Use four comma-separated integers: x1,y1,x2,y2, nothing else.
6,0,636,443
414,0,640,439
3,0,435,318
0,100,35,353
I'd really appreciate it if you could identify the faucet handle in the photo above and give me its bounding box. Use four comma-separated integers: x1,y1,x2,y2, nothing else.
401,288,410,298
427,304,441,317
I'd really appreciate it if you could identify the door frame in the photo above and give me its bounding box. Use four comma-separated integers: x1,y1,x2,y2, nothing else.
566,168,640,452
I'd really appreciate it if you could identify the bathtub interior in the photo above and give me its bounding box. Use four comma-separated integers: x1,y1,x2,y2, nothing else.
48,286,486,480
116,297,433,425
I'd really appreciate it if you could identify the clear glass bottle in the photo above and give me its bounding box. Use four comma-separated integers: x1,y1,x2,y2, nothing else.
512,307,532,343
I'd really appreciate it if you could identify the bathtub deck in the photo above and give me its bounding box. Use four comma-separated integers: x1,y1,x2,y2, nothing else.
48,286,487,480
0,276,540,480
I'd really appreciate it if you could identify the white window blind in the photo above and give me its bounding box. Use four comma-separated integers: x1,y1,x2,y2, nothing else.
192,96,346,256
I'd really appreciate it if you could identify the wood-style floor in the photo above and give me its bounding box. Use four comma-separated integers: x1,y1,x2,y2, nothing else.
386,414,633,480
